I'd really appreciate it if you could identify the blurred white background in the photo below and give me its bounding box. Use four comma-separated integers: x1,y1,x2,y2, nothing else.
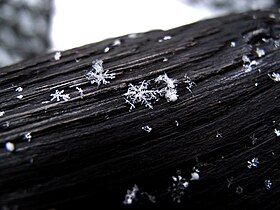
51,0,215,50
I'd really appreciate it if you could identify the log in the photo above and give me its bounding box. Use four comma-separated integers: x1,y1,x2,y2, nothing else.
1,10,280,210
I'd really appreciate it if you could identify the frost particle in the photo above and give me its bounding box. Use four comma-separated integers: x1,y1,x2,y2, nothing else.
163,58,168,62
175,120,179,127
104,47,110,53
190,172,200,181
230,42,236,47
158,35,172,42
50,90,70,102
184,74,196,93
112,39,121,46
255,83,258,87
5,142,15,152
123,184,139,205
268,72,280,82
86,59,115,86
76,87,84,99
142,125,152,133
256,48,265,57
16,95,23,100
23,132,32,142
155,73,178,102
15,87,23,92
274,128,280,137
265,179,272,190
54,51,61,60
236,186,243,194
0,111,5,117
247,157,259,169
242,55,258,73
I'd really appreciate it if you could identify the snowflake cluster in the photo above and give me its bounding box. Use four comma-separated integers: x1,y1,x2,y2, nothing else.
265,179,272,190
242,55,258,73
155,73,178,102
86,59,115,86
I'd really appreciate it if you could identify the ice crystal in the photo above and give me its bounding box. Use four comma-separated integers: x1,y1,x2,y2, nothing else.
15,87,23,92
123,81,159,110
123,184,139,205
190,172,200,181
274,128,280,137
158,35,172,42
175,120,179,127
112,39,121,46
0,111,5,117
265,180,272,190
5,142,15,152
242,55,258,72
76,87,84,99
268,72,280,82
142,125,152,133
86,59,115,86
230,42,236,47
236,186,243,194
104,47,110,53
54,51,61,60
23,132,32,142
50,90,70,102
184,74,196,93
247,157,259,169
155,73,178,102
16,95,23,100
169,170,189,203
256,48,265,57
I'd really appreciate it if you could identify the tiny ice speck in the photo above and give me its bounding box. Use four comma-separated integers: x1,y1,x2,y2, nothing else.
247,157,259,169
236,186,243,194
16,95,23,100
256,48,265,57
104,47,110,53
15,87,23,92
76,87,84,99
5,142,15,152
274,128,280,137
54,51,61,60
142,125,152,133
190,172,200,181
265,180,272,190
0,111,5,117
23,132,32,142
230,42,236,47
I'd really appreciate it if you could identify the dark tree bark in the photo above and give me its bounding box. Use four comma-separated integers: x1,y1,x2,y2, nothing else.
0,10,280,210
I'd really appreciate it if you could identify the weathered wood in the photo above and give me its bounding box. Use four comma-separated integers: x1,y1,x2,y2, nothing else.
0,10,280,210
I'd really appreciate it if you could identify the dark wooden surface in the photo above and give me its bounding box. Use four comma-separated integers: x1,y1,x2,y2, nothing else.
0,10,280,210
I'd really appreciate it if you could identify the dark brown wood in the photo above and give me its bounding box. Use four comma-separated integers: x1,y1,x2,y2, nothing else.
1,10,280,210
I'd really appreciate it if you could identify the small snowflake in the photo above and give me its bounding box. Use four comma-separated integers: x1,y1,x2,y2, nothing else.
76,87,84,99
268,72,280,82
0,111,5,117
54,51,61,60
190,172,200,181
230,42,236,47
158,35,172,42
16,95,23,100
256,48,265,57
15,87,23,92
247,157,259,169
242,55,258,72
274,128,280,137
112,39,121,46
236,186,243,194
142,125,152,133
123,184,139,205
265,180,272,190
184,74,196,93
123,80,159,110
50,90,70,102
23,132,32,142
86,59,115,86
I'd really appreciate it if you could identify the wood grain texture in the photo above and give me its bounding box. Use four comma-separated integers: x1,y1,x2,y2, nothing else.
0,10,280,210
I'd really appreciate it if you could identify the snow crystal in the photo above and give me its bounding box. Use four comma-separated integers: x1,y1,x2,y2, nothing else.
16,95,23,100
23,132,32,142
242,55,258,73
190,172,200,181
76,87,84,99
230,42,236,47
5,142,15,152
0,111,5,117
256,48,265,57
268,72,280,82
274,128,280,137
50,90,70,102
123,81,158,110
184,74,196,93
15,87,23,92
104,47,110,53
247,157,259,169
236,186,243,194
155,73,178,102
123,185,139,205
142,125,152,133
265,180,272,190
112,39,121,46
54,51,61,60
86,59,115,86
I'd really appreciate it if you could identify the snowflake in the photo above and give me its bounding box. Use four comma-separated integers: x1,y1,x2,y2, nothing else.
50,90,70,102
184,74,196,93
76,87,84,99
142,125,152,133
274,128,280,137
23,132,32,142
268,72,280,82
247,157,259,169
123,80,159,110
242,55,258,72
123,184,139,205
155,73,178,102
256,48,265,57
86,59,115,86
54,51,61,60
230,41,236,47
265,180,272,190
0,111,5,117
